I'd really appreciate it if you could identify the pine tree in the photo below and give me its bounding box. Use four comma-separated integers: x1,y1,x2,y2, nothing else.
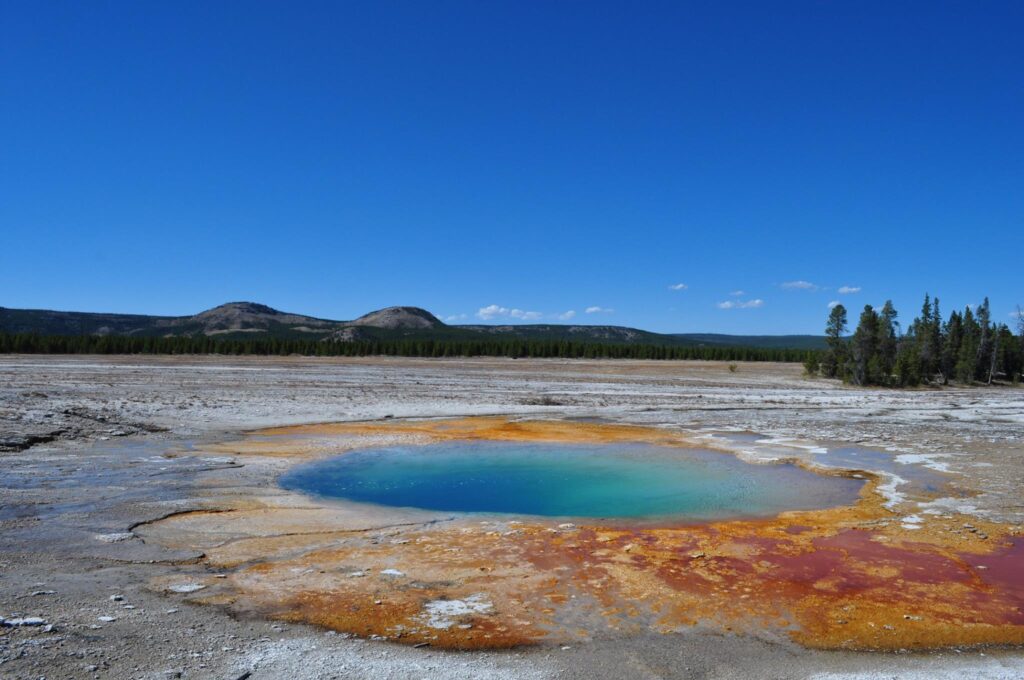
928,297,942,379
915,294,934,379
823,304,848,378
994,324,1021,382
956,306,980,383
940,310,963,384
877,300,898,383
975,298,994,383
894,335,922,386
910,293,943,382
1018,306,1024,381
851,305,880,386
803,351,820,376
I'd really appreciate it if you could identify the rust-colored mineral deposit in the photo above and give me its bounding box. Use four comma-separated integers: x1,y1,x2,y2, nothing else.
139,418,1024,651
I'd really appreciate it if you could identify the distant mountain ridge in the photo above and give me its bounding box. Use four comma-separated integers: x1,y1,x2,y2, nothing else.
0,302,826,349
0,302,439,338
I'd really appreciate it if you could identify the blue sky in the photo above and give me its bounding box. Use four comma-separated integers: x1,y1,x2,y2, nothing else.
2,1,1021,334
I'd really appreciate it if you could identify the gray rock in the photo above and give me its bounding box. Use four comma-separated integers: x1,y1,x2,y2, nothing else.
2,616,47,627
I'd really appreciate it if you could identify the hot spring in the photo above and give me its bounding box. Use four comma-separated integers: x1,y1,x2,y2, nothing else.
279,441,864,520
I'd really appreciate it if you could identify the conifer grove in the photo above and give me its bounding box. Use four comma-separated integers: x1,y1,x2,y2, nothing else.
807,295,1024,386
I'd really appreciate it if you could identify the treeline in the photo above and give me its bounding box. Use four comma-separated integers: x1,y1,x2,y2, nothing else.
808,295,1024,386
0,331,812,362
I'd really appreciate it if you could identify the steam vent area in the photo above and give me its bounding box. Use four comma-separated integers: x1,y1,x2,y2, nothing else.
135,417,1024,651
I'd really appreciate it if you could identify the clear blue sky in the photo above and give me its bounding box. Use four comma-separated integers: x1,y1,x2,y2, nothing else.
2,1,1021,334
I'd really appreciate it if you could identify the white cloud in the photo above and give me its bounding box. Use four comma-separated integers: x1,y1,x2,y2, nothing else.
838,285,861,294
781,280,819,291
730,290,745,297
556,310,576,321
476,305,542,321
585,306,614,314
827,300,840,309
477,305,506,320
717,299,764,310
445,313,468,322
668,283,688,291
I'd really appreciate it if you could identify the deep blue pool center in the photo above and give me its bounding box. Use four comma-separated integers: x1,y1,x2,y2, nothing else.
278,440,864,520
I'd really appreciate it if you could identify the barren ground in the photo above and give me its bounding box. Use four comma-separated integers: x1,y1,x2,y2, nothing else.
1,355,1023,679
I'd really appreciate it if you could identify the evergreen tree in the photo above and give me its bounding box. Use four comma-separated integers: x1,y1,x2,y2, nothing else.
940,310,963,384
995,324,1021,382
911,294,942,381
894,335,922,386
914,294,934,379
851,305,880,386
822,304,848,378
975,298,994,384
803,351,819,376
928,297,942,379
1018,307,1024,381
877,300,898,383
956,306,980,383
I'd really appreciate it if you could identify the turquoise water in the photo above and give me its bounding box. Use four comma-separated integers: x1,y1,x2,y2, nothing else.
279,441,864,520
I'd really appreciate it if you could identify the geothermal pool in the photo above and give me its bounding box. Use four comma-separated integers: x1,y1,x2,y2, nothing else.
279,441,864,520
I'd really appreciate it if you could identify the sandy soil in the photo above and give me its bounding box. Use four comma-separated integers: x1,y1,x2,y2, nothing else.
1,355,1023,679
